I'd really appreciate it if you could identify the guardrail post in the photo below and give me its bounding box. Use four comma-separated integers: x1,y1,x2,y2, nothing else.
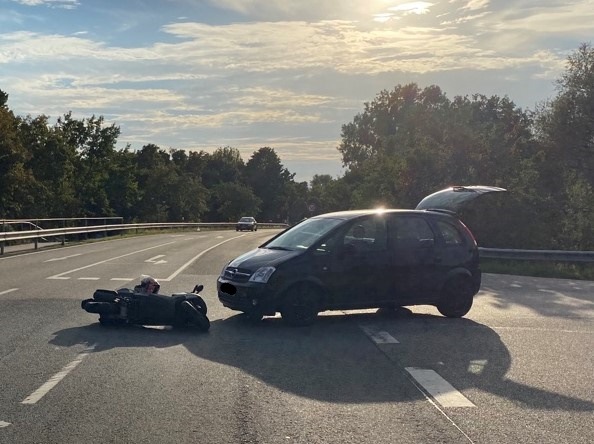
61,218,66,246
1,220,4,255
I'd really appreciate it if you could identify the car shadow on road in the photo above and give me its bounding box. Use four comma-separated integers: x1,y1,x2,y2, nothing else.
50,311,594,412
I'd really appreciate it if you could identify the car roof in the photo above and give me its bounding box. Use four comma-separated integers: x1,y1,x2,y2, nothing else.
312,209,437,220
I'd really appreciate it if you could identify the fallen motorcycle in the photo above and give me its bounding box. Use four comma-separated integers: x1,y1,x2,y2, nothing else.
81,276,210,332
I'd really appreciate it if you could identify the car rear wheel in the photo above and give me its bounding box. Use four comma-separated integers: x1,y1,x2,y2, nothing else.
281,283,321,326
436,276,474,318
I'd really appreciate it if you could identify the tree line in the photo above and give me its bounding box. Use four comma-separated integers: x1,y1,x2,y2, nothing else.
1,44,593,250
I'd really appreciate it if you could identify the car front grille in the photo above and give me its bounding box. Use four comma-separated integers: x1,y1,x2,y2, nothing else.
222,267,252,282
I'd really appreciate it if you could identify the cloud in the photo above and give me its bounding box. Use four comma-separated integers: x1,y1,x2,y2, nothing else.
10,0,79,8
389,2,435,15
2,0,593,181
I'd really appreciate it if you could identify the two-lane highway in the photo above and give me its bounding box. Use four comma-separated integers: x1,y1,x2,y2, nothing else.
1,230,592,443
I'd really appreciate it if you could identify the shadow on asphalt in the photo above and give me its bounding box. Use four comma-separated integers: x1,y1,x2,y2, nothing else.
50,310,594,412
480,274,594,318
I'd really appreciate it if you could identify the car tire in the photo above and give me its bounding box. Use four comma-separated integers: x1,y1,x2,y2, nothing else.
180,300,210,331
436,276,474,318
281,283,321,327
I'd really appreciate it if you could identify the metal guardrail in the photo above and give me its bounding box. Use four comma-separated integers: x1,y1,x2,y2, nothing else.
0,221,592,262
478,247,594,263
0,222,290,255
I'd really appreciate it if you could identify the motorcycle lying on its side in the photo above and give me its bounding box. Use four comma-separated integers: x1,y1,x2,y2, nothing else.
81,280,210,332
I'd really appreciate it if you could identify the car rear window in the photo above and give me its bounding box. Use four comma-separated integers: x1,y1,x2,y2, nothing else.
435,220,465,245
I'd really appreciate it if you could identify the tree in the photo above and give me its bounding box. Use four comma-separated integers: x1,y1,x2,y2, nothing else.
19,115,79,217
202,146,244,188
207,182,261,222
0,91,36,218
54,113,121,217
336,83,548,248
532,43,594,249
243,147,295,221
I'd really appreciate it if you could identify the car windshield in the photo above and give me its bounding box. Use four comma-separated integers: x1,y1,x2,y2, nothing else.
264,217,343,250
239,217,253,222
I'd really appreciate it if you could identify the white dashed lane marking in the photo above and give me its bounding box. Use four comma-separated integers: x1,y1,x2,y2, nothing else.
359,324,475,408
0,288,18,295
405,368,475,408
0,421,10,428
44,253,82,262
21,344,96,405
46,241,176,280
359,325,400,343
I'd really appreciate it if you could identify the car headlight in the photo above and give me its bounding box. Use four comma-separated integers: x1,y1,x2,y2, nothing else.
249,266,276,283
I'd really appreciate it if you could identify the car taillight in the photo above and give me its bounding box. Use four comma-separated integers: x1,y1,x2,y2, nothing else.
459,221,477,246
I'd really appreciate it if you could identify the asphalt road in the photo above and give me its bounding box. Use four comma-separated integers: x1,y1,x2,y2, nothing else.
0,230,592,444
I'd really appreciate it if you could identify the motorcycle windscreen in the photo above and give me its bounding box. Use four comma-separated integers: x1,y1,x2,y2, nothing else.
415,186,507,212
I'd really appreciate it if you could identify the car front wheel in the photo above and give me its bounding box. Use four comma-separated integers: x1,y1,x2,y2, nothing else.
436,276,474,318
281,283,321,326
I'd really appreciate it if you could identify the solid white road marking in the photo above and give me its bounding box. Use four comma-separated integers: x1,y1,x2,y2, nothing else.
47,241,176,280
160,235,245,281
405,368,475,408
78,277,100,280
110,278,134,281
44,253,82,262
0,421,11,428
22,344,96,405
360,325,400,343
0,288,18,295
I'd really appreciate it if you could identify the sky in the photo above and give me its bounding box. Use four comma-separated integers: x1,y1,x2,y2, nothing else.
1,0,593,182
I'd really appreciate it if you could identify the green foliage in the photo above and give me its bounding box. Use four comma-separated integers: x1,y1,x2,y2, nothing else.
243,147,295,221
207,182,261,222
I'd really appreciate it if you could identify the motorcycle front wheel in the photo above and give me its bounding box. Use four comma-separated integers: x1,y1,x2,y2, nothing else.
180,300,210,332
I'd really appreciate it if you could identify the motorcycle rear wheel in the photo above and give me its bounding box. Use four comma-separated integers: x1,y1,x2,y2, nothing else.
84,301,119,315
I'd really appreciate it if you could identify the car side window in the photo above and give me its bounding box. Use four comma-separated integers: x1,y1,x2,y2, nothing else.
435,220,465,246
316,217,387,254
388,216,434,249
342,218,387,252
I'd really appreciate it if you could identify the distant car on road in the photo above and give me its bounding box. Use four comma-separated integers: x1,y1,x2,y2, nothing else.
236,217,258,232
218,186,506,326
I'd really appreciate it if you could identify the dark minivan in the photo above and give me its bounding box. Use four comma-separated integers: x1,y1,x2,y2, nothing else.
218,186,505,326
